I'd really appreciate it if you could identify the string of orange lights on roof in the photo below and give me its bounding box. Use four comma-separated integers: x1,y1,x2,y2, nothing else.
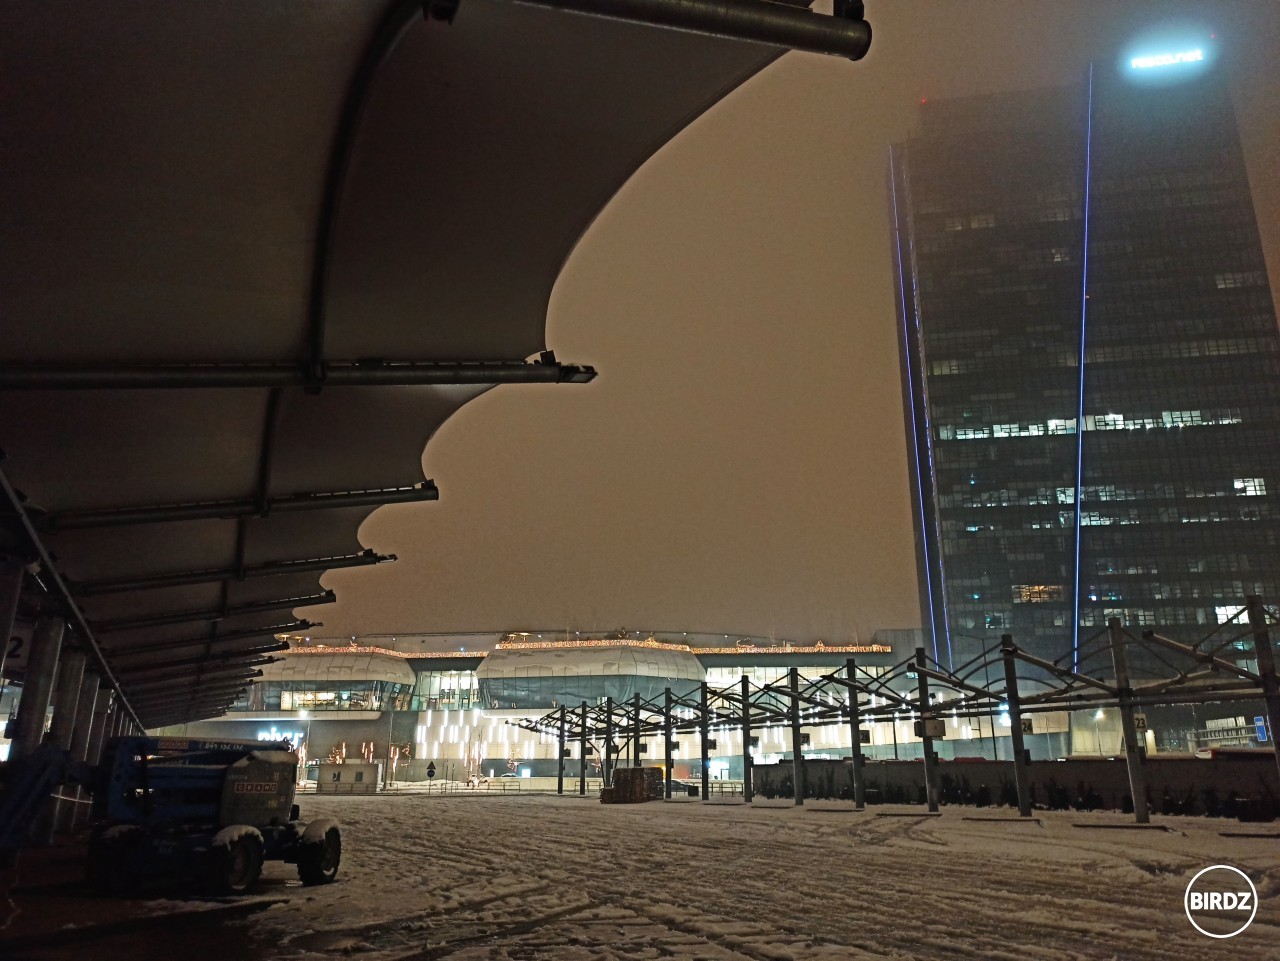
495,638,693,653
278,635,894,658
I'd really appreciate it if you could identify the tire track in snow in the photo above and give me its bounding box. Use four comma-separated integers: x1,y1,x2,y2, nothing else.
246,795,1280,961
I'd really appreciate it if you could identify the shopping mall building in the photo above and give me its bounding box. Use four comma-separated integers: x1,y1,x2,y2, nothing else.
155,628,1016,782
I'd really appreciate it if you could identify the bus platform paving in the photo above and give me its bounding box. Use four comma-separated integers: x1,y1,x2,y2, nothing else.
0,838,279,961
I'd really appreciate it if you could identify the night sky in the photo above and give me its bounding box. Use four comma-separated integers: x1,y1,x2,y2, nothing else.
305,1,1280,645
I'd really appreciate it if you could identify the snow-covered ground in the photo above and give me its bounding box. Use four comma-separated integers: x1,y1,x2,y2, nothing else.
247,792,1280,960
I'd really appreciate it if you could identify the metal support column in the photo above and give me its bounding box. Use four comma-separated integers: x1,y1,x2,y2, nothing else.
663,688,673,800
603,696,614,787
845,658,865,811
632,692,642,767
915,648,940,812
789,668,804,806
740,674,753,803
1000,635,1033,817
1245,596,1280,793
699,682,710,801
9,617,64,760
556,706,566,796
578,701,588,796
1108,618,1149,824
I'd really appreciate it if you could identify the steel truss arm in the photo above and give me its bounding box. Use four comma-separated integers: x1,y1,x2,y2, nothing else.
910,664,1004,704
1141,630,1261,684
1008,645,1119,697
820,672,913,710
1012,687,1265,718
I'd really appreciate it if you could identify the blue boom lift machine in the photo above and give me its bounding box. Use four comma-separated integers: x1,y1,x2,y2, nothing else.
2,735,342,894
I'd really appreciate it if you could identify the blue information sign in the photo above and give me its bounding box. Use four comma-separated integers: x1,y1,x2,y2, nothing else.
1255,716,1269,743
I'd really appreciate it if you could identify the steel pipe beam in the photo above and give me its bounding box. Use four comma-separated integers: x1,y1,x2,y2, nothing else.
101,620,312,657
95,592,333,633
132,683,246,703
123,665,271,691
506,0,871,60
111,643,288,675
131,687,247,710
0,359,597,390
0,460,140,726
109,635,290,663
43,484,437,531
73,551,392,596
145,706,236,724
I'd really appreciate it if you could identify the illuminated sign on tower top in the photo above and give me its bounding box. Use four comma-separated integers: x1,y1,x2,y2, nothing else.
1131,48,1205,69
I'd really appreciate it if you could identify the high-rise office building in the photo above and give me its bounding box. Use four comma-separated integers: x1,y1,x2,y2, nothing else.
890,47,1280,671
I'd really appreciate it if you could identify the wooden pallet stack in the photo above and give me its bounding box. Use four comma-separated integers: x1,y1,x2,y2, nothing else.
600,766,665,803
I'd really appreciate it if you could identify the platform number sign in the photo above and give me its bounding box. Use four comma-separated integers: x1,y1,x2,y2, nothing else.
1133,713,1148,731
3,624,33,673
1020,718,1034,735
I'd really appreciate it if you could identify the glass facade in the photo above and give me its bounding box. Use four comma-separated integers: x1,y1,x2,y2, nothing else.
891,64,1280,670
232,679,416,712
415,669,481,710
477,674,702,711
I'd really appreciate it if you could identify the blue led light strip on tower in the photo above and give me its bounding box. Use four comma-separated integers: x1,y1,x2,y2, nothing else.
1071,64,1096,671
890,144,949,667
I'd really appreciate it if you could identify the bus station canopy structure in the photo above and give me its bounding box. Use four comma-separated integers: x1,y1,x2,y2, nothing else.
0,0,870,729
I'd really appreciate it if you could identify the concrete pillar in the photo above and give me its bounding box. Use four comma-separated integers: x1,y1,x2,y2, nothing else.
9,616,64,760
58,671,100,831
43,650,86,838
77,690,116,829
86,691,115,766
48,649,86,750
69,672,99,762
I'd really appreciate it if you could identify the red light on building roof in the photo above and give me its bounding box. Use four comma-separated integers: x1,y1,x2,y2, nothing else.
920,97,928,105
